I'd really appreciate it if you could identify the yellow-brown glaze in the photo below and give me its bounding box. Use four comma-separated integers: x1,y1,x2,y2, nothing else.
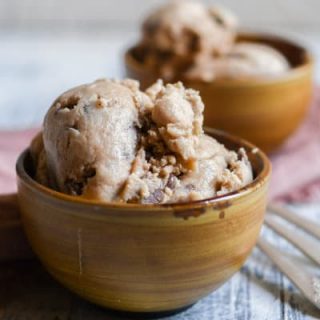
16,129,271,313
125,33,314,153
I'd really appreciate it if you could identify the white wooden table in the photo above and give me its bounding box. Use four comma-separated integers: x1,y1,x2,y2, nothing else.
0,29,320,319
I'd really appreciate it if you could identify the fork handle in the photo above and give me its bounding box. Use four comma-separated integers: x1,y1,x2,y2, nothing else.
0,193,34,261
257,237,320,310
268,203,320,239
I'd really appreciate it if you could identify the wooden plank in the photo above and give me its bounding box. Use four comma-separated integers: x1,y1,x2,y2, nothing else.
0,194,33,261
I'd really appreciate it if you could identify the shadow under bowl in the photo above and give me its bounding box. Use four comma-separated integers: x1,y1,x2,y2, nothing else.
125,32,314,153
16,128,271,313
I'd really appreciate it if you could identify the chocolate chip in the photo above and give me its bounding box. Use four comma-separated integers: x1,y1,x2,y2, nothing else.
143,188,164,204
166,174,176,189
154,189,164,202
145,147,153,161
83,105,90,113
84,167,96,179
65,179,84,196
139,118,152,134
64,166,96,196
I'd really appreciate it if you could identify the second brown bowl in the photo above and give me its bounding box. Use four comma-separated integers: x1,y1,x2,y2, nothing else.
125,32,314,153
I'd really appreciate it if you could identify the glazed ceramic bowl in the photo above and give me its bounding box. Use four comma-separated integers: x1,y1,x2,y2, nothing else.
16,129,271,313
125,33,314,153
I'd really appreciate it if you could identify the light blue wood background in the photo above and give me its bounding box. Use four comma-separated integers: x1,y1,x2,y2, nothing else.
0,0,319,31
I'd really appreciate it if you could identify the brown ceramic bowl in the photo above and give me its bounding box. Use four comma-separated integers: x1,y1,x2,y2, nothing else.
16,129,271,313
125,32,314,153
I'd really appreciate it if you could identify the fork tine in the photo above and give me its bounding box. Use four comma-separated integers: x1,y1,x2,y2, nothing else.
268,203,320,240
264,214,320,265
257,237,320,310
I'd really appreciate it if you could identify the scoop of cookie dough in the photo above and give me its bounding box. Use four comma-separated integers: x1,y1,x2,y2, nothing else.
42,79,151,200
139,0,237,80
219,42,290,79
31,79,253,204
186,42,290,81
134,0,289,82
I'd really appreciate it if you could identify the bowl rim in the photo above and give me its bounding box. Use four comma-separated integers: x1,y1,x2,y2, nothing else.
125,31,314,88
16,128,271,213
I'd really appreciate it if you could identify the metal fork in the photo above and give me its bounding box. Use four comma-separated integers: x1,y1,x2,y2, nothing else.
257,203,320,309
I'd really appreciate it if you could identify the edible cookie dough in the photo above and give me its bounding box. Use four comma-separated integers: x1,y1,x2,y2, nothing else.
31,79,253,204
135,0,289,82
139,0,237,80
186,42,290,81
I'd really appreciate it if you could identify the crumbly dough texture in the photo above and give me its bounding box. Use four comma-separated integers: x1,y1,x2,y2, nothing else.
139,0,237,81
136,0,289,82
31,79,253,204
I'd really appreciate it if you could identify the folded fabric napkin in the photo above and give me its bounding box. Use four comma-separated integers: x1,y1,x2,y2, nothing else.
0,129,37,195
269,89,320,202
1,93,319,202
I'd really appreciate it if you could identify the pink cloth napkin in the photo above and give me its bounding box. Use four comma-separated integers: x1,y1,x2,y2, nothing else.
0,129,38,195
269,90,320,202
1,94,320,202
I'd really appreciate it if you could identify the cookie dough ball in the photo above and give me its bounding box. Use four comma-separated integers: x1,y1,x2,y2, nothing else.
142,0,237,55
121,80,253,204
215,42,290,79
43,79,148,201
140,0,237,80
151,81,204,160
186,42,290,81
